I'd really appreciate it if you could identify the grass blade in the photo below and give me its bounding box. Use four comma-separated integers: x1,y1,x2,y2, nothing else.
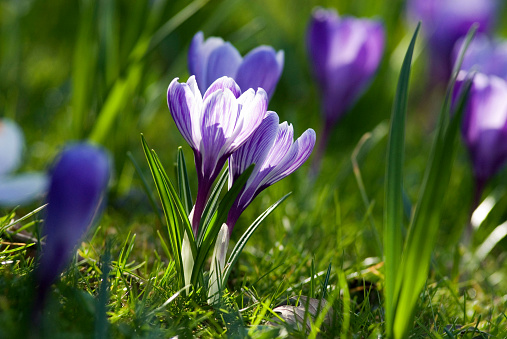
393,26,477,339
177,147,193,216
191,165,254,287
221,193,291,286
383,22,420,337
198,168,229,246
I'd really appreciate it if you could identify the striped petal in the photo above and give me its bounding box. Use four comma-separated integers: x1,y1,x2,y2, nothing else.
229,111,279,188
167,76,203,149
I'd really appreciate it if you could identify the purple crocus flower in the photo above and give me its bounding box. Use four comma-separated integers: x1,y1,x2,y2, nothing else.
454,71,507,195
0,118,48,206
407,0,497,82
454,34,507,81
167,76,268,234
307,8,385,126
226,111,316,234
35,143,110,302
188,31,284,99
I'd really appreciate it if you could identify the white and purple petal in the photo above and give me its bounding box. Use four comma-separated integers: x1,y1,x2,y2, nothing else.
229,111,280,189
167,76,203,150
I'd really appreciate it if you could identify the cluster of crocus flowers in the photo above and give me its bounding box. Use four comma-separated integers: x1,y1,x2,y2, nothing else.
188,31,284,99
306,8,385,171
407,0,497,82
35,143,110,308
167,75,268,234
167,75,315,298
0,118,48,207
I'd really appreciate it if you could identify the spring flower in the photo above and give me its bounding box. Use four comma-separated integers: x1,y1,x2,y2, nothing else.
454,71,507,193
167,76,268,234
36,143,110,302
0,118,47,207
188,31,284,99
207,112,315,303
454,34,507,80
307,8,385,126
407,0,497,82
306,8,384,173
227,111,316,233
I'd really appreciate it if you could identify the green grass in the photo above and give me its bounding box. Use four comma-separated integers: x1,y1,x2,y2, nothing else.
1,0,507,337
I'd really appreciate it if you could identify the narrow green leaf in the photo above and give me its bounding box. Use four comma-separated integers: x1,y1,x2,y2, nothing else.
177,147,193,215
151,150,196,254
198,168,229,245
221,193,291,286
191,165,254,286
141,135,184,286
383,23,420,337
393,26,476,339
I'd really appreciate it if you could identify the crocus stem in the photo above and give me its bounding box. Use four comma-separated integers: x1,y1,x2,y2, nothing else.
191,180,212,236
310,120,334,178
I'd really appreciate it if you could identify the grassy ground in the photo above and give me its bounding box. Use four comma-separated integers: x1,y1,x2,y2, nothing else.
1,0,507,337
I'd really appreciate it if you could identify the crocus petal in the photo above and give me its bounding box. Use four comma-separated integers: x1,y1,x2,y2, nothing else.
229,111,280,188
264,128,316,187
228,88,268,150
188,32,225,92
200,89,239,177
0,118,24,176
205,43,242,90
235,46,285,98
37,143,110,293
455,72,507,183
167,76,203,150
0,173,48,207
407,0,497,81
187,32,284,100
204,76,241,100
455,34,507,81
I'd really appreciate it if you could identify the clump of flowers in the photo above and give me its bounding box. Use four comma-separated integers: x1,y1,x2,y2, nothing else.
143,73,314,301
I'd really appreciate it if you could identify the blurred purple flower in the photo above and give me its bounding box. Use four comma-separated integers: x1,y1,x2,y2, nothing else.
0,118,47,207
454,34,507,80
307,8,385,126
226,111,316,234
407,0,497,82
36,143,110,298
188,31,284,99
454,71,507,192
167,76,268,234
